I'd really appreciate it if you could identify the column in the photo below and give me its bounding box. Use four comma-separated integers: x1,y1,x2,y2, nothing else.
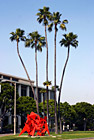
10,77,12,86
26,86,29,97
41,93,43,102
18,85,21,96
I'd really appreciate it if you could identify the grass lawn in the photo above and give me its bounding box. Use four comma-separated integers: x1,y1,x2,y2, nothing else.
1,131,94,140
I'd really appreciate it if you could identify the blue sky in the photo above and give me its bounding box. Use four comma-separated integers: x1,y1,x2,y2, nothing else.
0,0,94,105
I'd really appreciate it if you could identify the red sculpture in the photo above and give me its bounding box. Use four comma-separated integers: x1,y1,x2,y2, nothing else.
19,112,50,136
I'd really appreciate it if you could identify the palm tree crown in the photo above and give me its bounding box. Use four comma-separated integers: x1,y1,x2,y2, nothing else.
48,12,68,32
43,81,51,87
25,31,45,50
60,32,78,48
10,28,25,42
37,6,51,25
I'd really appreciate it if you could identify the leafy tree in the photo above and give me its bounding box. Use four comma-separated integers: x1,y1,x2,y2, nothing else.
48,100,55,118
25,31,45,115
39,99,55,129
60,102,77,130
0,83,19,131
48,12,68,134
17,96,36,128
37,6,51,123
40,99,55,118
17,96,36,116
58,32,78,133
73,102,94,130
9,28,38,113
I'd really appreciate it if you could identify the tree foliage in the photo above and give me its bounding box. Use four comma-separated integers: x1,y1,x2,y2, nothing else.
0,83,19,118
73,102,94,130
0,83,19,131
39,100,94,130
17,96,37,117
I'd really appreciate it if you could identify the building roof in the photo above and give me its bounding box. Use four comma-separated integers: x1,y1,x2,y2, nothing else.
0,72,34,85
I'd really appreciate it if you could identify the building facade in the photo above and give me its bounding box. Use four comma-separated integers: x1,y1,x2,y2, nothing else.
0,72,54,131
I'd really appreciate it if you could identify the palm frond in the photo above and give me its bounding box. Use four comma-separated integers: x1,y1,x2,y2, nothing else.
10,32,15,35
63,20,68,24
25,39,31,47
40,88,46,93
43,6,49,11
52,85,59,91
36,13,41,16
31,43,35,49
60,23,66,31
48,23,53,32
37,45,42,52
10,36,15,42
40,36,45,40
37,18,43,23
21,36,26,41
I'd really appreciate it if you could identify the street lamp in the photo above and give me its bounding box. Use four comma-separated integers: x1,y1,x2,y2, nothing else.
1,79,16,135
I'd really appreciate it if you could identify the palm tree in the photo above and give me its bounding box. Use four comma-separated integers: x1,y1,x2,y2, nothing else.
58,32,78,133
48,12,68,134
37,7,51,123
10,28,38,113
25,31,46,115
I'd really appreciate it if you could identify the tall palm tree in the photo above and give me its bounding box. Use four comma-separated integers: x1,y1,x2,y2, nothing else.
25,31,46,115
48,12,68,134
58,32,78,133
10,28,38,113
37,6,51,123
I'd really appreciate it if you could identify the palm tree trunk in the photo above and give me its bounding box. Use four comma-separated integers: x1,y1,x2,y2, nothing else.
54,25,58,134
45,25,49,124
35,44,39,115
16,40,39,114
43,92,45,117
58,46,70,133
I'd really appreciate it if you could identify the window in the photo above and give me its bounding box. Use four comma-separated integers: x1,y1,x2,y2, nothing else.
3,76,10,80
50,91,54,100
38,88,42,103
29,87,34,98
12,78,18,82
16,84,19,93
21,85,26,96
